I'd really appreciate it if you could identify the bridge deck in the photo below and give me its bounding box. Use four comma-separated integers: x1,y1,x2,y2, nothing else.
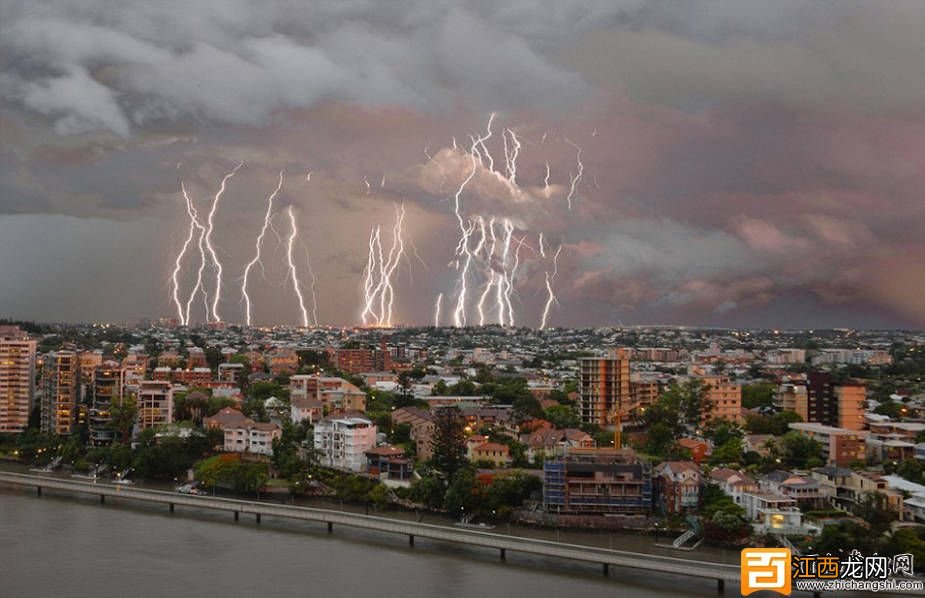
1,471,739,585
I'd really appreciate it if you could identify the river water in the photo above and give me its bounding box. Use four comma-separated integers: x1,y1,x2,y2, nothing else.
1,487,729,598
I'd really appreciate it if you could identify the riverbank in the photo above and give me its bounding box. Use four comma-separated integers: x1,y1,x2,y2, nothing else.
0,460,739,565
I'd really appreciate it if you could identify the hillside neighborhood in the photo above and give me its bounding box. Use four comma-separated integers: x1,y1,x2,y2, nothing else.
2,321,925,559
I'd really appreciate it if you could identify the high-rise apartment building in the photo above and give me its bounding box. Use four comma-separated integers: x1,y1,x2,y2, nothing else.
696,374,743,423
0,326,37,433
136,380,173,431
579,349,631,426
807,372,866,432
41,350,79,435
89,362,121,446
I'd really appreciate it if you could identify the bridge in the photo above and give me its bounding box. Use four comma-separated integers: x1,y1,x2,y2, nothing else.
1,471,740,593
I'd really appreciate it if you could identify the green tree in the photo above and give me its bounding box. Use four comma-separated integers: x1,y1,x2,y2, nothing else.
430,406,467,476
774,431,823,468
873,401,903,419
741,382,775,409
409,475,446,509
709,436,744,466
544,404,580,429
110,394,137,444
884,528,925,564
808,521,880,556
444,467,482,516
195,454,269,494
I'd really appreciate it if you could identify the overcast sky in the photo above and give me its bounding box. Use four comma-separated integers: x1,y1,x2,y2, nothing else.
1,1,924,329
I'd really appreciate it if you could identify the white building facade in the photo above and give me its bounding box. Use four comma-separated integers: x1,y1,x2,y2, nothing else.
314,417,377,472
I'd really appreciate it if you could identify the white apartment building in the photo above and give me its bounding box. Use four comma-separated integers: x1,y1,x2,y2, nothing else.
223,421,281,456
136,380,173,431
314,416,377,472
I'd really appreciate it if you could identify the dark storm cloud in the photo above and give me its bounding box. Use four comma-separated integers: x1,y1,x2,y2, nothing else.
1,1,924,327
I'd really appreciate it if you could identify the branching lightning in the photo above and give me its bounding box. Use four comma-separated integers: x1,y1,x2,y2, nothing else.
361,204,406,327
565,138,583,210
285,206,310,328
203,162,243,322
171,182,200,326
433,293,443,327
241,170,283,326
179,182,210,326
540,245,563,330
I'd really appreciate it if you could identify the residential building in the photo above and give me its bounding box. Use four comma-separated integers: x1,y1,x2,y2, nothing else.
224,421,281,456
136,380,173,431
365,445,413,482
805,372,866,431
521,427,594,463
834,383,866,431
77,350,103,405
391,407,435,461
740,491,805,534
204,406,253,431
0,326,36,433
88,362,121,446
290,374,366,413
629,376,660,411
186,347,208,368
157,350,181,367
678,437,711,463
709,468,758,506
812,349,892,366
314,416,377,472
41,350,79,435
766,349,806,365
217,362,245,385
268,348,299,376
779,380,808,420
761,470,828,510
578,349,631,426
334,347,392,374
291,397,323,425
693,374,742,423
654,461,702,514
788,422,867,466
543,448,651,514
469,441,512,467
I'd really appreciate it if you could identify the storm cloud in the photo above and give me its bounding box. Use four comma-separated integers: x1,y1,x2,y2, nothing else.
1,0,924,328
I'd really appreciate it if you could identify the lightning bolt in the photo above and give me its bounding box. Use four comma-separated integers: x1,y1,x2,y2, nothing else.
543,162,552,198
505,234,527,327
503,128,521,185
303,245,319,327
433,293,443,327
180,182,209,327
451,114,495,327
565,138,583,210
540,245,563,330
171,181,199,326
203,162,244,322
285,205,310,328
360,204,406,327
361,226,380,326
476,217,496,326
496,219,514,326
241,170,283,326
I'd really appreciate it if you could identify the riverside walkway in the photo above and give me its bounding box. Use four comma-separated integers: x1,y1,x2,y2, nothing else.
1,471,740,592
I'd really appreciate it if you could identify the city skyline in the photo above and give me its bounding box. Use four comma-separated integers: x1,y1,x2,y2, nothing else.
2,2,925,329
